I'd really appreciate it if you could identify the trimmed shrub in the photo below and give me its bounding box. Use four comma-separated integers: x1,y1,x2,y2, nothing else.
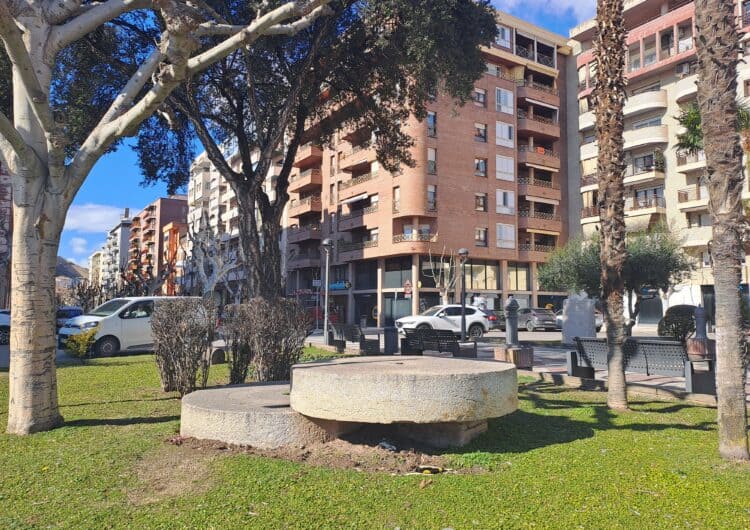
657,305,696,343
151,298,216,396
64,328,98,362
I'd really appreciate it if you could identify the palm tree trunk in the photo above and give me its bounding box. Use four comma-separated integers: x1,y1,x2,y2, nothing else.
594,0,628,410
694,0,749,461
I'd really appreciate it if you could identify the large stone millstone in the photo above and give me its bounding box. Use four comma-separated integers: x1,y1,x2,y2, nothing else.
290,356,518,424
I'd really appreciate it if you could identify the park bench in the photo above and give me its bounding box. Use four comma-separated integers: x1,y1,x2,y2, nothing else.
568,337,716,395
400,328,478,358
330,323,381,355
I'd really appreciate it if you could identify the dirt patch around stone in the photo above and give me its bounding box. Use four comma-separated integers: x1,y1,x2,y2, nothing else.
127,443,217,506
167,425,483,475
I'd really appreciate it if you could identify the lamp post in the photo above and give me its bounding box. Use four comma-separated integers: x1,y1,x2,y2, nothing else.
321,238,333,345
458,247,469,340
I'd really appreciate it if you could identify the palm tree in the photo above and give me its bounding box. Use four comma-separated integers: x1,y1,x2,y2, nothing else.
692,0,749,461
593,0,628,410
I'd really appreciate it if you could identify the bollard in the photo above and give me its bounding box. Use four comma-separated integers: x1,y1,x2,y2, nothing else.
504,295,520,347
694,305,708,340
384,326,398,355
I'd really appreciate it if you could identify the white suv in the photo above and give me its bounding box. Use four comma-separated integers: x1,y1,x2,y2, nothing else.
58,297,178,356
395,304,490,338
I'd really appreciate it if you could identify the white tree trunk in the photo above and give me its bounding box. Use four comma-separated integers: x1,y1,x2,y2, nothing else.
6,195,65,434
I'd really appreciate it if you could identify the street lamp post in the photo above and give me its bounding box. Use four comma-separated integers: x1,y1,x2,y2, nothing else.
458,247,469,341
321,238,333,345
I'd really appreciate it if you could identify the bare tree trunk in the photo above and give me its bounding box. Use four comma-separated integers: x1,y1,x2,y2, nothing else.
6,188,65,434
594,0,628,410
694,0,749,461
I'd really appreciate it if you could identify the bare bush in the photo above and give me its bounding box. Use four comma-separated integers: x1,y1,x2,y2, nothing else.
151,298,216,396
221,299,307,384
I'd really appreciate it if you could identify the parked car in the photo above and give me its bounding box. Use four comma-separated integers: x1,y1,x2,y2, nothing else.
56,306,83,328
0,309,9,345
395,304,490,338
518,307,557,332
555,310,603,332
481,308,505,331
58,297,180,356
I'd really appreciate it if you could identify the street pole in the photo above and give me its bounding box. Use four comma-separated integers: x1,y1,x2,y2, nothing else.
458,248,469,341
322,238,333,344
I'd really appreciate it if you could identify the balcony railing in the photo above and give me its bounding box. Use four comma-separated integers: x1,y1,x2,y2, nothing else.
518,175,559,189
393,233,437,243
340,204,379,220
581,205,599,218
515,45,532,59
290,194,322,209
678,187,708,203
341,171,377,189
744,10,750,26
517,109,558,125
518,210,561,221
518,243,555,253
518,145,559,158
626,196,666,210
517,79,559,96
339,239,379,252
676,150,706,167
580,173,598,187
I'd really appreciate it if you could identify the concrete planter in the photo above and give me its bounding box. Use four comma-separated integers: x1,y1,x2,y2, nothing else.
494,345,534,369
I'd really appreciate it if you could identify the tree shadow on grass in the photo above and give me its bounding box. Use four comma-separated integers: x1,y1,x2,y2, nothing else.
449,381,715,456
64,415,179,427
62,396,177,408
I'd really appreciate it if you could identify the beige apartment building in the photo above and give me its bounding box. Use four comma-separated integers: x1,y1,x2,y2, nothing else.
569,0,750,324
286,12,573,326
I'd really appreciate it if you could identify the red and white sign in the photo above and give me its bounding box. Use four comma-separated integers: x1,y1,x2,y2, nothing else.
403,280,412,298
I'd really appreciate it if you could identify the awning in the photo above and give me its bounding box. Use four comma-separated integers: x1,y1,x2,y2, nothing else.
682,238,710,248
341,193,369,205
524,162,559,173
525,98,559,111
525,196,560,206
526,228,560,236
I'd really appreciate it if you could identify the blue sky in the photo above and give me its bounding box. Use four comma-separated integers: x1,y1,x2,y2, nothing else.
59,0,596,268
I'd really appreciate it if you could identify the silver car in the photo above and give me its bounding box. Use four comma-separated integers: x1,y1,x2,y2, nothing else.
518,308,557,332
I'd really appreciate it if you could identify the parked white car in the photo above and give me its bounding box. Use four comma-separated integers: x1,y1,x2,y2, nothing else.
395,304,490,338
58,297,174,356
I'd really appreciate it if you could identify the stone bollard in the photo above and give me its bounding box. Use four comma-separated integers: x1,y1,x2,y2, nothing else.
686,305,715,361
383,326,398,355
504,295,520,347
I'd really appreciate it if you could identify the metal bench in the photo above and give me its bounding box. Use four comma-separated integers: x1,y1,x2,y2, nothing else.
331,324,381,355
568,337,716,395
400,328,477,358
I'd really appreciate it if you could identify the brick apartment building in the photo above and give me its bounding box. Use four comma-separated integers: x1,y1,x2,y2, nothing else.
128,196,188,290
569,0,750,325
286,12,573,326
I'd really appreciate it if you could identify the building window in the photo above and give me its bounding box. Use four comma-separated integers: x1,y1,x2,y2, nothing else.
496,190,515,215
473,88,487,107
701,251,711,268
427,185,437,211
475,193,488,212
427,147,437,174
744,79,750,98
427,111,437,137
393,186,400,213
329,183,335,205
329,154,336,176
633,116,662,130
496,155,514,181
495,121,514,148
687,212,712,228
474,123,487,142
495,88,514,114
474,158,488,177
508,262,530,290
496,223,515,249
486,62,499,76
496,24,512,48
475,228,488,247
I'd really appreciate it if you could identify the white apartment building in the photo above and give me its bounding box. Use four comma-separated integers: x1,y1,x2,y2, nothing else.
569,0,750,325
99,209,132,291
88,250,102,287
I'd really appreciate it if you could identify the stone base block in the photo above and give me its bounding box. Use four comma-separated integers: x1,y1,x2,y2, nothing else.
686,338,716,361
494,345,534,369
396,420,488,448
180,382,359,450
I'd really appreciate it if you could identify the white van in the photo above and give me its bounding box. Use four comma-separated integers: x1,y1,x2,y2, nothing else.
58,297,176,356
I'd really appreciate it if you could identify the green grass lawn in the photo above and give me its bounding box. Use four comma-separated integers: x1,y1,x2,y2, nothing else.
1,353,749,529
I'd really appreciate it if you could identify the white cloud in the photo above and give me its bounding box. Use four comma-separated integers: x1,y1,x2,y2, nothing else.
70,237,88,255
493,0,596,24
64,203,132,234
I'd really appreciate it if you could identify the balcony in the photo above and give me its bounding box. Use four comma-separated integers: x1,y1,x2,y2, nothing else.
623,164,665,186
287,223,322,244
580,173,598,190
518,210,562,233
518,242,557,262
580,205,599,221
676,150,706,174
293,143,323,168
517,176,561,202
288,252,321,270
578,110,594,132
516,79,560,108
623,125,669,150
624,89,668,118
339,172,379,201
580,140,597,161
338,204,379,231
677,186,709,211
338,239,379,261
393,233,438,244
514,46,555,69
518,145,560,170
288,167,322,193
340,145,374,172
517,110,560,138
676,73,698,103
288,195,322,218
680,225,712,249
625,196,667,216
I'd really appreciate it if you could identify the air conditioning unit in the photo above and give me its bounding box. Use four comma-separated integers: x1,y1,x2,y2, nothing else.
675,63,691,77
